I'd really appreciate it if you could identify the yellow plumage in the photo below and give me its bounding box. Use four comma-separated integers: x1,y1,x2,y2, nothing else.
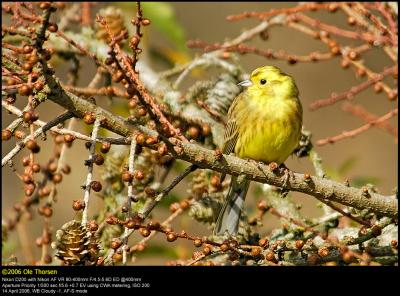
214,65,303,236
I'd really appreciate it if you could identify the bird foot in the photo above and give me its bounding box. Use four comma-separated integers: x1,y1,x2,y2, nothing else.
250,160,294,196
279,164,294,196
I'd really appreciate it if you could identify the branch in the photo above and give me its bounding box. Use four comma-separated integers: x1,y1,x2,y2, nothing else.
81,116,101,226
2,99,91,142
315,198,371,227
341,217,392,245
96,14,187,142
188,40,335,64
341,102,398,139
309,66,397,110
295,12,391,45
123,137,137,265
130,198,194,259
226,3,331,21
317,108,398,146
36,80,398,220
1,110,74,167
167,138,397,219
309,149,370,226
138,164,197,219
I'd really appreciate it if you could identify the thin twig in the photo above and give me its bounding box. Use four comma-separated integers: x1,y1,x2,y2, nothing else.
313,195,371,227
341,102,397,139
2,99,93,141
345,59,395,97
309,148,372,226
47,118,75,203
196,100,226,124
56,30,107,69
309,66,397,110
62,85,126,98
123,137,137,265
97,14,187,142
317,108,398,146
105,164,198,264
188,40,335,63
1,111,74,167
130,199,193,261
308,149,335,217
172,18,281,89
81,116,101,226
4,102,31,133
226,3,332,21
138,164,198,219
186,254,206,266
295,12,391,45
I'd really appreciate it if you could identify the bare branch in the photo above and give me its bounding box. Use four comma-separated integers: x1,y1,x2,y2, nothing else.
34,79,397,220
81,116,101,226
317,108,398,146
1,110,74,167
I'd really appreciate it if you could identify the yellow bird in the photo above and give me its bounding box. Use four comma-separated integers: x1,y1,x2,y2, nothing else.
214,65,303,236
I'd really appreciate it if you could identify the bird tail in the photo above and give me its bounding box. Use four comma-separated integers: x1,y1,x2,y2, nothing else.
214,177,250,236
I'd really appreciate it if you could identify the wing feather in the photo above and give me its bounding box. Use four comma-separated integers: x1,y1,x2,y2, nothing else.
222,120,238,155
222,93,244,155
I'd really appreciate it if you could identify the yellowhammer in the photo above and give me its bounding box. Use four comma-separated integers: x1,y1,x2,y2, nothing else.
214,65,303,236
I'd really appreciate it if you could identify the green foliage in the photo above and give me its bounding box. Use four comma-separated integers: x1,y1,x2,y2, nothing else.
141,2,188,52
138,244,180,259
337,156,358,176
1,239,18,262
351,177,381,188
116,2,187,52
158,193,181,208
172,159,189,173
325,156,380,188
252,185,264,198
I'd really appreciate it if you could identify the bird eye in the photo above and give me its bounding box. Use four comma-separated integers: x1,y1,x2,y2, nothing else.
260,79,267,85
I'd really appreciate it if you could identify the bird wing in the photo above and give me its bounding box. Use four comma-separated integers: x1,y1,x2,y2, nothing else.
222,92,242,155
222,119,238,155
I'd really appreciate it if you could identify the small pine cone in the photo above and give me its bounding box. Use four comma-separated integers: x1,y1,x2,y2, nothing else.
205,73,241,118
188,196,223,224
95,7,127,44
51,220,100,266
189,170,211,198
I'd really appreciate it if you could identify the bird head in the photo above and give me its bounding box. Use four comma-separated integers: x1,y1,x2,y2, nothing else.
238,66,298,98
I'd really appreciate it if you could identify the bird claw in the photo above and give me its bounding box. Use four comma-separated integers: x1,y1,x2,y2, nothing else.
280,164,294,196
251,160,294,196
282,169,290,188
268,162,279,172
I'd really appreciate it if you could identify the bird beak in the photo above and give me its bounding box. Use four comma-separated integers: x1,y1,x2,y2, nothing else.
237,80,253,87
